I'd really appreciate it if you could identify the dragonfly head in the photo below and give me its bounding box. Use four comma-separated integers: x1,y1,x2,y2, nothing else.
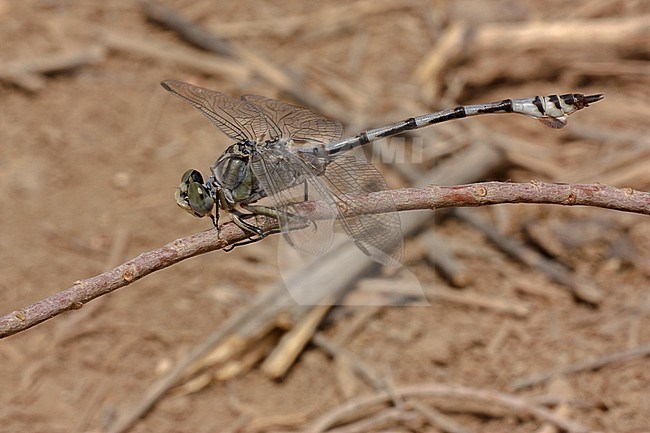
175,169,215,218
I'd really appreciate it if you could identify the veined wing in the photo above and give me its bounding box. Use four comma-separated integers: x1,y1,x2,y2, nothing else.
242,95,343,145
250,144,336,256
323,154,404,267
161,80,271,142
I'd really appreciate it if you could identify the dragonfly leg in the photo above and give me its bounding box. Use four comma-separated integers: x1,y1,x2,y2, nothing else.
299,181,319,232
209,211,219,227
231,209,265,237
242,204,282,220
223,232,271,251
223,227,282,251
223,207,281,252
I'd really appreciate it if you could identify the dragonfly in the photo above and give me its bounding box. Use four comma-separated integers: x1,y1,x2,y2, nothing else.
161,80,603,267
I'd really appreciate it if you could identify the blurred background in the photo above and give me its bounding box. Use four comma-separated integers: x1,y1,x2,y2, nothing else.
1,0,649,432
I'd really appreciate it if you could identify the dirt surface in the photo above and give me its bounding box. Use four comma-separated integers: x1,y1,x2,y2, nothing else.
1,1,649,432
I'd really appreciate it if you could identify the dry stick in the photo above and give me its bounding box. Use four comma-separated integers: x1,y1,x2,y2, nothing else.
511,343,650,391
314,334,469,433
415,16,648,98
179,0,413,40
140,0,233,57
324,407,421,433
390,138,647,307
353,278,530,317
0,220,267,339
305,383,590,433
454,208,604,305
52,226,131,343
99,28,248,79
212,330,280,381
425,285,530,318
261,304,332,378
472,16,649,53
0,45,106,91
1,180,648,338
138,1,346,117
406,400,470,433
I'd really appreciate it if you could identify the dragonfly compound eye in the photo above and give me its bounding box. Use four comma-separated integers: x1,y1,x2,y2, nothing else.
186,182,214,217
180,169,204,185
175,169,214,217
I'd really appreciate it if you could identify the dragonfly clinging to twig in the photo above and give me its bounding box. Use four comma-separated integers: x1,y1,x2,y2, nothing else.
161,80,603,267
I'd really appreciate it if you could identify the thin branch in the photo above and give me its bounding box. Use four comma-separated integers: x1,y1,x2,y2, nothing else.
140,0,234,57
1,181,648,338
305,383,591,433
358,181,650,216
0,46,106,92
0,220,275,339
511,343,650,391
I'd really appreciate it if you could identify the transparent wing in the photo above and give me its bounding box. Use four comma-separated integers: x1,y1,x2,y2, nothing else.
250,145,336,256
323,154,404,267
161,80,270,142
242,94,343,145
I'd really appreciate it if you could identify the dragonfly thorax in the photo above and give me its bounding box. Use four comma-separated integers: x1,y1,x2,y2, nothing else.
211,142,263,210
212,144,249,192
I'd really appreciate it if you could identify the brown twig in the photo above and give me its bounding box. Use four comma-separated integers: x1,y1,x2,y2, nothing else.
322,407,421,432
415,16,649,98
314,334,468,433
511,343,650,391
0,220,272,339
305,383,591,433
1,181,648,338
140,0,234,57
426,285,530,318
406,400,470,433
351,278,530,317
99,28,248,80
0,46,106,91
260,304,333,378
